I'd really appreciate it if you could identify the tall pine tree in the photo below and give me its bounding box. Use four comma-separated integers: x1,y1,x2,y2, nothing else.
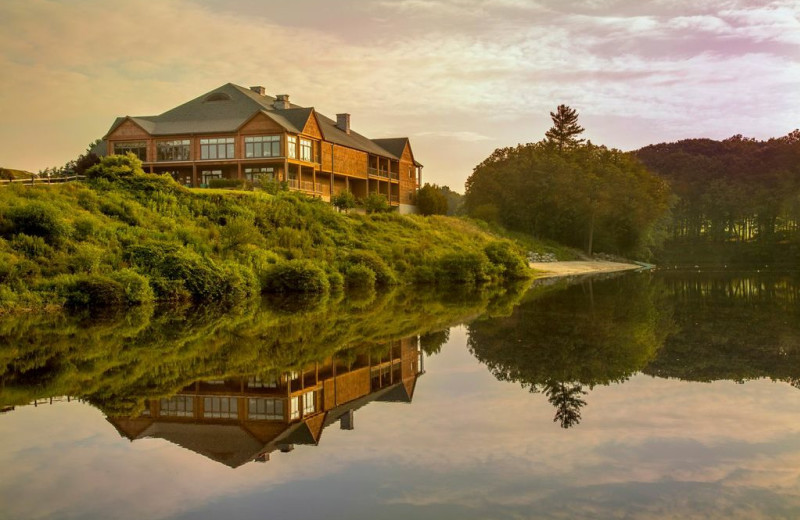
545,104,585,152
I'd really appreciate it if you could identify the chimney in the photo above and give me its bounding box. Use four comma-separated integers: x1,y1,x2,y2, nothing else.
336,113,351,134
273,94,290,109
250,86,266,96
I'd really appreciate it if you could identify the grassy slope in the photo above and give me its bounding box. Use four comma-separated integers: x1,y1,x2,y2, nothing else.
0,168,36,180
0,171,534,312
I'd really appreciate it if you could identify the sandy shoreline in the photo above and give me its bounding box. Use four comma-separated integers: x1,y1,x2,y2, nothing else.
529,260,641,278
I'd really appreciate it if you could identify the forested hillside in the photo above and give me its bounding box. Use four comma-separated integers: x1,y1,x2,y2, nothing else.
636,131,800,264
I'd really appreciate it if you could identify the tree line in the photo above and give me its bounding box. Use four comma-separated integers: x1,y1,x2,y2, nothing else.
635,132,800,247
464,105,671,258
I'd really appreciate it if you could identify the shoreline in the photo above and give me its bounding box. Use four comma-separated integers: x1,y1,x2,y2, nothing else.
529,260,641,279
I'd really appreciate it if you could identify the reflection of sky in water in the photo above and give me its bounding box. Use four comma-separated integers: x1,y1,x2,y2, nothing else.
3,325,800,519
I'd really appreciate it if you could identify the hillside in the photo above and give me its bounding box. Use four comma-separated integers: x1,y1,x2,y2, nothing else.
0,155,530,313
0,167,35,180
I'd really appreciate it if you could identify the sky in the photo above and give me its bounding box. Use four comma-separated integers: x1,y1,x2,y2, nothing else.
1,0,798,190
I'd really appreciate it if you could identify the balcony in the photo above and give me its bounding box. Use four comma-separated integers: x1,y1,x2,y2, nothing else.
368,167,390,179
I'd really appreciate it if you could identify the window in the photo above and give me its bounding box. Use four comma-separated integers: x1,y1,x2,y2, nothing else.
244,135,281,158
248,398,284,420
203,396,238,419
157,140,190,161
201,170,222,185
303,392,316,415
200,137,235,160
160,396,194,417
244,167,274,182
290,396,299,420
287,136,297,159
114,141,147,161
300,138,312,162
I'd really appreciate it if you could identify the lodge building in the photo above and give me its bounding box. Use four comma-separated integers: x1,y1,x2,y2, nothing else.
108,337,424,468
102,83,423,213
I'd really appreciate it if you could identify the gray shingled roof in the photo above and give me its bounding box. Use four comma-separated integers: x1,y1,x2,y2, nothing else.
105,83,414,161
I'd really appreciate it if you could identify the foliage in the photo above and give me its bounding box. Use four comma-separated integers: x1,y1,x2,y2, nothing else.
344,250,396,285
416,183,449,216
331,190,357,213
0,154,534,312
85,153,145,180
344,263,376,289
362,193,390,214
465,136,671,258
1,202,70,246
636,131,800,265
261,260,330,293
544,104,585,152
208,178,245,189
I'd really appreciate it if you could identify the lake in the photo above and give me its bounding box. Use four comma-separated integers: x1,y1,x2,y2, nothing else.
2,270,800,519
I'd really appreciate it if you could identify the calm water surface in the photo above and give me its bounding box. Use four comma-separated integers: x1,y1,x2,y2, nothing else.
2,271,800,519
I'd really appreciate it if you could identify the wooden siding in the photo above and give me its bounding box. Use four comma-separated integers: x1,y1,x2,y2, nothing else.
398,142,418,205
302,112,322,139
239,113,285,135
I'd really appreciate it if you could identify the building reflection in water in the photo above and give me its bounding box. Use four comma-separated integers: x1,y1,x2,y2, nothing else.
107,337,424,468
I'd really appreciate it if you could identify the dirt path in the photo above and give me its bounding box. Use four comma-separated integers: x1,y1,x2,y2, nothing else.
529,260,641,278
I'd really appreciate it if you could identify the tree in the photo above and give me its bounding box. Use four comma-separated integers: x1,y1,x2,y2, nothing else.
416,183,448,216
544,104,585,152
331,190,357,213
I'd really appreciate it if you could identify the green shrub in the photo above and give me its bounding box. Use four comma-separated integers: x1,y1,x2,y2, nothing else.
345,264,376,289
159,250,229,301
63,274,127,308
484,241,530,279
222,262,260,299
208,178,245,189
345,250,396,285
10,234,54,259
362,193,390,214
70,243,104,273
261,260,330,293
326,268,344,291
85,153,145,181
436,251,491,284
3,202,69,245
332,191,357,213
109,269,154,304
72,216,99,241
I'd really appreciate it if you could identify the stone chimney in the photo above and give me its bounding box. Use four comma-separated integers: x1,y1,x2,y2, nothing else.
273,94,291,109
336,113,351,134
340,409,354,430
250,86,266,96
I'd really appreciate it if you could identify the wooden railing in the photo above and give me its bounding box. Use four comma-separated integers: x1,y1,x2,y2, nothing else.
0,175,86,186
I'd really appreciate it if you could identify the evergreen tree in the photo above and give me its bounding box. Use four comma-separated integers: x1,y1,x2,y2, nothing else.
545,104,585,152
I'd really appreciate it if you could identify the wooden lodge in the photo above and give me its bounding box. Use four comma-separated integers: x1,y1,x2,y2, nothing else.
107,337,424,468
101,83,423,213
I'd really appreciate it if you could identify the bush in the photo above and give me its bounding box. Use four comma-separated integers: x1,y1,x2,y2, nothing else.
261,260,330,293
10,234,53,259
85,153,145,181
484,241,529,279
416,183,449,216
159,250,229,301
63,274,127,308
332,191,357,213
436,251,491,284
345,250,396,285
3,202,69,245
362,193,390,214
208,178,245,189
72,216,100,241
109,269,154,304
345,264,376,289
222,262,260,299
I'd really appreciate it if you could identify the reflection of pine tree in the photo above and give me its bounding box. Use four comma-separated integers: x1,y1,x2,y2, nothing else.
544,380,587,428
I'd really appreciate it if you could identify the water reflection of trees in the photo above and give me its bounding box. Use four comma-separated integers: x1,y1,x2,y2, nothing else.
470,271,800,428
0,282,529,414
644,272,800,382
468,274,674,427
